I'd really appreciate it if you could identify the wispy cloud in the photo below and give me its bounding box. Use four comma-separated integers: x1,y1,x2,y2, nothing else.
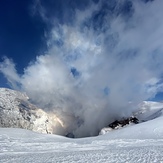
1,0,163,137
0,57,20,89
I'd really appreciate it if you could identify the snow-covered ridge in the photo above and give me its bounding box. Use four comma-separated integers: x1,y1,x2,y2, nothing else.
1,88,163,162
100,100,163,135
135,101,163,122
1,87,163,139
0,88,63,134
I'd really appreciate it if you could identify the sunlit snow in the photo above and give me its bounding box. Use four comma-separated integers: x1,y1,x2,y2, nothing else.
1,101,163,162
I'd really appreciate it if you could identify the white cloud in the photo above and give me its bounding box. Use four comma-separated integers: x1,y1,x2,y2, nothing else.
0,57,20,89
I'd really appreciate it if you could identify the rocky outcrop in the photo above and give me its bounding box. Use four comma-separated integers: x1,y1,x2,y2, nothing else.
108,117,139,129
0,88,63,134
99,116,139,135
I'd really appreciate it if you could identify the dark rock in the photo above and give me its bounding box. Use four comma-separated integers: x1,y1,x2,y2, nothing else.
66,133,75,138
108,116,139,129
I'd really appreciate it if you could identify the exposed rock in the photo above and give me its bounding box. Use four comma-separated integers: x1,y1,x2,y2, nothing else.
99,116,139,135
108,116,139,129
0,88,63,134
65,133,75,138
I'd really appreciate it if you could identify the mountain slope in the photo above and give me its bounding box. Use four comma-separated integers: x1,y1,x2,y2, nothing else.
0,115,163,163
1,89,163,162
100,101,163,136
0,88,63,134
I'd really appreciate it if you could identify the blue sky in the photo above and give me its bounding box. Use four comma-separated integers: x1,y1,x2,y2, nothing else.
0,0,47,87
0,0,47,72
0,0,163,104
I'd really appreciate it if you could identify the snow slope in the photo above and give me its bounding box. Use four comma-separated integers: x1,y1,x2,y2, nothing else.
1,101,163,162
100,101,163,136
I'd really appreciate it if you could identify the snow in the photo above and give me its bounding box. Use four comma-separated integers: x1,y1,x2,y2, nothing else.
0,88,64,135
0,103,163,162
0,126,163,163
135,101,163,122
100,101,163,136
1,97,163,162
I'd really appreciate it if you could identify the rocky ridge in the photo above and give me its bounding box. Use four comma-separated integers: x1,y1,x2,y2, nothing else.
0,88,63,134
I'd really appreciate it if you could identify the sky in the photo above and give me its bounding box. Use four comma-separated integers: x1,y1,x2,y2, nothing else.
1,0,163,137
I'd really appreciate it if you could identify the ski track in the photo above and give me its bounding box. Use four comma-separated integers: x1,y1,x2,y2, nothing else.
1,147,163,163
1,137,163,163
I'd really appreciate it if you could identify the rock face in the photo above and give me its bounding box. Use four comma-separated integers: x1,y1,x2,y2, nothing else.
0,88,63,134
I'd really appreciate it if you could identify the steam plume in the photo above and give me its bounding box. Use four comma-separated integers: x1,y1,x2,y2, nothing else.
1,0,163,137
